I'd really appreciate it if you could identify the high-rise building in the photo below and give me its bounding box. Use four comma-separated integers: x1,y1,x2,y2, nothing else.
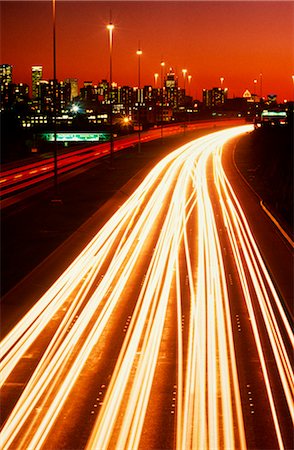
164,68,179,107
0,64,13,108
97,79,109,101
0,64,13,86
80,81,96,102
32,66,43,99
165,68,177,89
64,78,78,100
203,87,228,108
38,80,71,113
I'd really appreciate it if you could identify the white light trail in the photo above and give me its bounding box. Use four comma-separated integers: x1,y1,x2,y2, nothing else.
1,124,292,450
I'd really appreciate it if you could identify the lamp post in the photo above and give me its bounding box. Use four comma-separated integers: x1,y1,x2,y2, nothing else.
188,74,192,96
259,73,263,99
160,60,165,139
188,75,192,125
52,0,60,202
182,69,187,133
107,19,114,167
136,44,142,153
253,79,257,102
182,69,187,88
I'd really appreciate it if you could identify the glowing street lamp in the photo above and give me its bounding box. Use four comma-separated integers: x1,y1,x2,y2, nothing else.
136,44,142,152
253,79,257,101
182,69,187,98
188,74,192,96
182,69,187,133
107,18,114,167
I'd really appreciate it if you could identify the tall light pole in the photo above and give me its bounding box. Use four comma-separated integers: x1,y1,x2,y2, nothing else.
253,79,257,102
259,72,263,99
107,18,114,167
188,75,192,125
52,0,60,202
160,60,165,139
136,44,142,153
182,69,187,133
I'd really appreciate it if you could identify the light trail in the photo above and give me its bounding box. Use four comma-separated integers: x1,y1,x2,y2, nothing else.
0,119,242,200
1,124,293,450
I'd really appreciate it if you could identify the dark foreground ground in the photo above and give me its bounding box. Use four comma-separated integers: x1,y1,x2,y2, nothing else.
234,124,293,235
1,124,292,299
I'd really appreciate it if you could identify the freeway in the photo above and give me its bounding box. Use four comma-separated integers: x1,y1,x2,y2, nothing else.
0,119,242,201
0,125,293,449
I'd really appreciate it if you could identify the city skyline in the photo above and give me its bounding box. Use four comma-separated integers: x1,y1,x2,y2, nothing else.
1,1,293,101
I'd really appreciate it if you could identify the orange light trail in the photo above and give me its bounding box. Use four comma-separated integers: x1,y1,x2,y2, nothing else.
1,125,292,450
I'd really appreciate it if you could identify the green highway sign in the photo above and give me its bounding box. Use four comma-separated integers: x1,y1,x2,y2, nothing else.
40,132,110,142
261,110,287,118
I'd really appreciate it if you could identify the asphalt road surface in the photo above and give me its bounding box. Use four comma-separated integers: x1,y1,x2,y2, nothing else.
1,124,293,450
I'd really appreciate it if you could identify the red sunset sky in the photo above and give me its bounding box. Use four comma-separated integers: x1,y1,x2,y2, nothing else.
1,1,293,101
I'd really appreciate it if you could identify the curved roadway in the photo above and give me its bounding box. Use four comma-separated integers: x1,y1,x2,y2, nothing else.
0,125,293,450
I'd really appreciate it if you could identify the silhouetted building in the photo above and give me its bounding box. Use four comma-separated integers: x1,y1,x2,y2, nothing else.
38,79,71,113
11,83,29,103
203,87,228,108
64,78,79,100
80,81,97,103
118,86,133,116
97,79,109,101
0,82,29,110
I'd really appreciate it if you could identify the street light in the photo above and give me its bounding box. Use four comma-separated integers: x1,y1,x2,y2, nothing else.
136,44,142,153
107,19,114,167
188,74,192,96
182,69,187,86
182,69,187,133
253,79,257,101
259,73,263,99
51,0,61,203
160,61,165,139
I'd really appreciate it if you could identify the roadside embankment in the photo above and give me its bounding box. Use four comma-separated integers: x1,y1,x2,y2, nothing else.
234,125,293,236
